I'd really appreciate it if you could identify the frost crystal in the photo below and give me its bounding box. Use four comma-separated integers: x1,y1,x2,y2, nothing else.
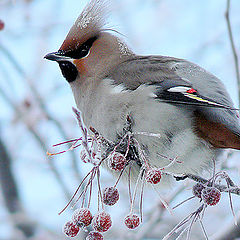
77,11,93,29
118,39,131,56
92,211,112,232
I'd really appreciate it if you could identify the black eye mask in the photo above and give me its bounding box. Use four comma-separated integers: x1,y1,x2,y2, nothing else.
62,36,98,59
57,36,98,82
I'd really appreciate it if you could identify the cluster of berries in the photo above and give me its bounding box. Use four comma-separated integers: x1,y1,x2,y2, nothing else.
49,110,181,239
192,183,221,206
63,208,110,239
62,185,140,239
60,142,165,239
52,109,239,240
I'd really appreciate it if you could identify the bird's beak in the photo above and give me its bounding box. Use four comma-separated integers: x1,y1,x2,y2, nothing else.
44,51,72,62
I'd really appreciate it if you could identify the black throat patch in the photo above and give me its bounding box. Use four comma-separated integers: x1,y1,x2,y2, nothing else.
58,61,78,83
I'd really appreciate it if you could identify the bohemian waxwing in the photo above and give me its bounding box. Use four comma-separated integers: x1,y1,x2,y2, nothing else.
45,0,240,178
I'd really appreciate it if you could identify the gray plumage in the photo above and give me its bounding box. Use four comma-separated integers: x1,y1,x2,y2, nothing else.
45,0,240,181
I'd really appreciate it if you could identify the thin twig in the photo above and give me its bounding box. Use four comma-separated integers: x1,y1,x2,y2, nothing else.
174,173,240,196
225,0,240,103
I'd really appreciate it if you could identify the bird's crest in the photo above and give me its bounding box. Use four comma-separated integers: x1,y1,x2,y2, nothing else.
60,0,109,52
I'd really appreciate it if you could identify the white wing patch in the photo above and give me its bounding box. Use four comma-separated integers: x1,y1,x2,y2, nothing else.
167,86,192,93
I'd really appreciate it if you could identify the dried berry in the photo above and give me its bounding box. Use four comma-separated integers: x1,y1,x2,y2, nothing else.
86,231,104,240
62,221,79,237
201,187,221,206
72,208,92,227
192,183,205,198
124,214,140,229
92,211,112,232
0,20,4,31
103,187,119,206
108,152,126,171
145,168,162,184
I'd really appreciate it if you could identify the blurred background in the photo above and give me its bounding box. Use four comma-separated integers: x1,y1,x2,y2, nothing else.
0,0,240,239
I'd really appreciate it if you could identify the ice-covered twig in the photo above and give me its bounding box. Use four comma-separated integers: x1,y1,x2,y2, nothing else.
72,107,99,165
174,173,240,196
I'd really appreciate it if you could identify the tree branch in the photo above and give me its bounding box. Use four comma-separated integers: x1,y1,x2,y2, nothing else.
0,136,36,237
225,0,240,103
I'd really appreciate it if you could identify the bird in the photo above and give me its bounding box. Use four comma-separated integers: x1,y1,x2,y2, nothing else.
44,0,240,180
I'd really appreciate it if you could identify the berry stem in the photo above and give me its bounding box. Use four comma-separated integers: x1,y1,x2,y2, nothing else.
199,220,209,240
79,168,97,209
130,168,144,214
128,164,133,206
139,171,146,222
52,138,82,147
161,156,179,170
172,196,195,210
124,135,131,158
151,184,173,215
113,167,125,188
58,169,93,215
133,138,151,169
88,172,94,209
97,168,104,210
73,107,97,165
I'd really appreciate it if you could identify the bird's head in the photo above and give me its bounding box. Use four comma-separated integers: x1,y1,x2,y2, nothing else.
44,0,133,83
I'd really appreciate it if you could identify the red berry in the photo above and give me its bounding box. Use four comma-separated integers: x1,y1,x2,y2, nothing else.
124,214,140,229
108,152,126,171
86,231,104,240
201,187,221,206
145,168,162,184
103,187,119,206
0,20,4,31
92,211,112,232
72,208,92,227
62,221,79,237
192,183,205,198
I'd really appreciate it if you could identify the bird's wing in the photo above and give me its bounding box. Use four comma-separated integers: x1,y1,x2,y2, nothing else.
108,55,240,149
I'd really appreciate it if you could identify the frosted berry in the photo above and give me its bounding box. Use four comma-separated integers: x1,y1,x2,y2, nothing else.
124,214,140,229
62,221,79,237
145,168,162,184
86,231,104,240
192,183,205,198
108,152,126,171
72,208,92,227
92,211,112,232
103,187,119,206
0,20,4,31
201,187,221,206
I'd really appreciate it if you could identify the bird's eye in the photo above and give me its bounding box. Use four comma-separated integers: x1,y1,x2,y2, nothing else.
64,36,98,59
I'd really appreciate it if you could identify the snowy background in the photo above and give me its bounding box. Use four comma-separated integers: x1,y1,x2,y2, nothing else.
0,0,240,239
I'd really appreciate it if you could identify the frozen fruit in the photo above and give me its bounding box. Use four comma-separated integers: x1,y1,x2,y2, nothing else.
92,211,112,232
62,221,79,237
201,187,221,206
108,152,126,171
145,168,162,184
103,187,119,206
124,214,140,229
72,208,92,227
